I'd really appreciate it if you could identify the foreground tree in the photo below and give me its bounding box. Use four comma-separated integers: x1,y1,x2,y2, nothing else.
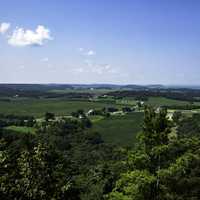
1,117,124,200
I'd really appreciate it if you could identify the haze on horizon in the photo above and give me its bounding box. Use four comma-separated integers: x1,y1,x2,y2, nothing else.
1,0,200,85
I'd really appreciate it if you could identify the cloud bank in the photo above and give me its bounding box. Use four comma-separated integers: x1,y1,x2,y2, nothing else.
8,25,53,47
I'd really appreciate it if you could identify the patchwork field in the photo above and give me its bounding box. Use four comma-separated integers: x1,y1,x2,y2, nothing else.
1,94,200,147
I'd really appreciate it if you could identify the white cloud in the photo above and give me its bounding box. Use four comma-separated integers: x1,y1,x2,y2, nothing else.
8,25,53,47
0,22,10,34
86,50,95,56
42,57,49,62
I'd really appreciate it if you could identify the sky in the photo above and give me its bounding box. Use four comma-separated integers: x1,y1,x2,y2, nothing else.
1,0,200,85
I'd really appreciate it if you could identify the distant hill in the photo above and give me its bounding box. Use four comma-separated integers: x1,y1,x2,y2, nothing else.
0,83,200,93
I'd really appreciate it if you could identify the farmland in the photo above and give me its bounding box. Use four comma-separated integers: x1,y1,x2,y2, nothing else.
0,98,122,117
91,112,143,146
1,85,200,147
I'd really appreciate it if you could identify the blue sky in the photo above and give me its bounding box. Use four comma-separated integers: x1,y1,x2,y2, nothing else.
1,0,200,85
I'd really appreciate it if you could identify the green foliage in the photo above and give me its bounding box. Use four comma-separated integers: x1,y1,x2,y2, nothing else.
141,106,170,152
177,113,200,137
122,107,133,113
158,151,200,200
108,106,200,200
108,170,156,200
45,112,55,121
0,113,35,127
0,117,125,200
1,105,200,200
0,135,72,199
172,111,182,124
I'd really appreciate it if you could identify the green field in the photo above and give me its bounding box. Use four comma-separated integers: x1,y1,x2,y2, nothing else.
91,112,143,146
116,99,137,106
146,97,200,106
5,126,36,134
0,98,122,117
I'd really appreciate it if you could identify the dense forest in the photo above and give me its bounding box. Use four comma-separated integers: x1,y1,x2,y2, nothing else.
1,106,200,200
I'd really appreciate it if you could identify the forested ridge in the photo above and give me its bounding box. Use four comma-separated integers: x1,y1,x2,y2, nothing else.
1,107,200,200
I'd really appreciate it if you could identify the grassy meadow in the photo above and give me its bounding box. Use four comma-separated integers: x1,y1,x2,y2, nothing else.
91,112,143,146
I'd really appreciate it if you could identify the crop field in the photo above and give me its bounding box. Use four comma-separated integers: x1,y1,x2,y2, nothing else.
0,98,122,117
91,112,144,146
